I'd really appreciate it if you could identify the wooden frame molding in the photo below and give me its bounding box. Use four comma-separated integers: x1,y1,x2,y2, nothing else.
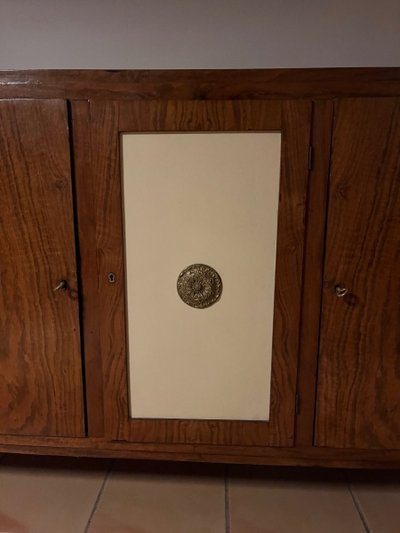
0,437,399,469
87,99,311,447
1,68,400,100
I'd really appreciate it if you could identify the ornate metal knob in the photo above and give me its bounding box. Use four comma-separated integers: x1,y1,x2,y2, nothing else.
177,264,222,309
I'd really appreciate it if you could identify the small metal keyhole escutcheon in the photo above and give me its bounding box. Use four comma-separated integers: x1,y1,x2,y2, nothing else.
108,272,116,284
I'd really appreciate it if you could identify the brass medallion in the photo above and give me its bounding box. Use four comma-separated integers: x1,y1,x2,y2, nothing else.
177,264,222,309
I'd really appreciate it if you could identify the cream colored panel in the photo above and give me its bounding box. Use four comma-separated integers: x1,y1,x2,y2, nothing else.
122,132,281,421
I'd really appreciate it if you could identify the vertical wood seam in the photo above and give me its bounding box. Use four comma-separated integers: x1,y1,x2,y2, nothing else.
66,99,88,437
71,99,106,437
294,99,335,447
312,99,336,446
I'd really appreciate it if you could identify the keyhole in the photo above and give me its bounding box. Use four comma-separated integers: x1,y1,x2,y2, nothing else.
108,272,116,284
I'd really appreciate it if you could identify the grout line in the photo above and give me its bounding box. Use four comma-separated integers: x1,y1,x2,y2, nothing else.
224,467,231,533
83,463,113,533
345,472,372,533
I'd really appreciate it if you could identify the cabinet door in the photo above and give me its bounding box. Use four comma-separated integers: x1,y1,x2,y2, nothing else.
88,100,311,446
0,100,85,437
315,98,400,449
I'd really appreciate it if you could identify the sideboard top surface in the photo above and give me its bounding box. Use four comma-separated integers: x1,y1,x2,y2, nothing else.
0,68,400,99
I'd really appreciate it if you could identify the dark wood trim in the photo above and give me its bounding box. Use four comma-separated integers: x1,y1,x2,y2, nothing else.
0,436,399,468
117,99,283,131
0,69,400,100
70,101,105,436
294,100,334,446
88,101,127,442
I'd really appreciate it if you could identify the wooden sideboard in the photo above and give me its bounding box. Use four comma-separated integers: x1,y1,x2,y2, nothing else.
0,69,399,468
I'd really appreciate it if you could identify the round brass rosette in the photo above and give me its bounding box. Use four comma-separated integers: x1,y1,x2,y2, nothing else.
177,264,222,309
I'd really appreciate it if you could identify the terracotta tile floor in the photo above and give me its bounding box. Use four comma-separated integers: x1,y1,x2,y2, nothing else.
0,455,398,532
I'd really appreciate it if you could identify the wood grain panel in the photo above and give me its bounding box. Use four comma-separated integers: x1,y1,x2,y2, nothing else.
118,100,281,131
315,98,400,449
0,69,400,100
88,101,127,441
89,99,311,446
0,99,85,437
294,101,334,446
70,101,105,437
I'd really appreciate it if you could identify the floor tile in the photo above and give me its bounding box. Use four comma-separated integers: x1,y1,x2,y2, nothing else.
228,466,365,533
0,454,109,533
88,462,225,533
348,470,400,533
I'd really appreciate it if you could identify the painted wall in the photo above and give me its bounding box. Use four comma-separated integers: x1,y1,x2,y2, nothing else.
0,0,399,68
